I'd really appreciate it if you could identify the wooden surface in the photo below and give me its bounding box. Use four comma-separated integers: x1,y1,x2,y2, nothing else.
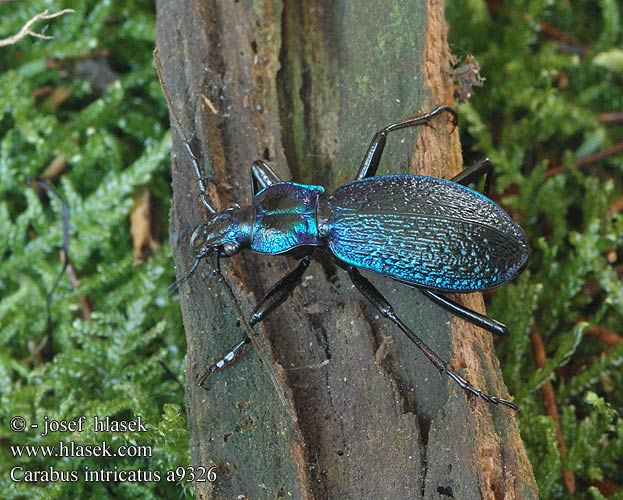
155,0,539,498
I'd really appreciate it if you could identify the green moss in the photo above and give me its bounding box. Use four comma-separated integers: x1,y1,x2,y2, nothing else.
448,1,623,498
0,1,189,498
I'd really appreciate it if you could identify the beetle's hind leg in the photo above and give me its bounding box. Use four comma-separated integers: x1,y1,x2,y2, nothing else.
356,105,458,181
450,157,493,196
418,289,509,337
347,266,517,410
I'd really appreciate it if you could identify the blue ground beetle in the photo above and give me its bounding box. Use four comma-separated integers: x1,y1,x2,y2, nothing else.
173,105,528,411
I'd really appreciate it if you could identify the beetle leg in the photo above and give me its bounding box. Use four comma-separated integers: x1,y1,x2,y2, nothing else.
197,337,250,389
251,160,283,196
356,105,458,181
347,266,517,410
249,255,312,326
418,289,509,337
181,139,218,214
198,255,311,388
154,53,218,215
450,157,493,196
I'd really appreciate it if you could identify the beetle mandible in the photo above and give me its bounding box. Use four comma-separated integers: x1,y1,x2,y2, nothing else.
173,105,528,411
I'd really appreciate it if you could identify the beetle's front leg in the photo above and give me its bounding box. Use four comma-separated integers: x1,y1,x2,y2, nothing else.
251,159,283,195
198,255,312,388
249,255,311,326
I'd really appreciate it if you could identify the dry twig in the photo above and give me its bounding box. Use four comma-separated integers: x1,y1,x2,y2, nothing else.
0,9,74,48
530,323,576,494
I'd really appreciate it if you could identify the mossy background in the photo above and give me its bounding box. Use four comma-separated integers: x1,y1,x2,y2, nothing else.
0,0,621,499
448,1,623,498
0,1,189,499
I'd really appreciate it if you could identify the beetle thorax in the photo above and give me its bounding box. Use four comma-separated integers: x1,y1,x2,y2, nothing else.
190,206,253,258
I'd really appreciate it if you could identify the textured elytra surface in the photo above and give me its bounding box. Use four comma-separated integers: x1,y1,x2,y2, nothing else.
325,174,528,291
251,182,325,254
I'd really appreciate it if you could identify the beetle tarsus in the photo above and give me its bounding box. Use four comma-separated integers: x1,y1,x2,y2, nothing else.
197,336,250,389
446,370,518,410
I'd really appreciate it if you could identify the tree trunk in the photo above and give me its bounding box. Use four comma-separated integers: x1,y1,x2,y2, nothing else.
155,1,539,498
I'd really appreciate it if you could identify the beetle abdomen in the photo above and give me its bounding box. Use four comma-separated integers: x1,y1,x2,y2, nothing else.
325,175,528,291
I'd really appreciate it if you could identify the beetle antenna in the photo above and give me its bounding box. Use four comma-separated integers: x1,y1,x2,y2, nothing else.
168,257,201,294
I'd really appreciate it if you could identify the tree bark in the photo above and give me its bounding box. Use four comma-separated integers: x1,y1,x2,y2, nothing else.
155,1,539,499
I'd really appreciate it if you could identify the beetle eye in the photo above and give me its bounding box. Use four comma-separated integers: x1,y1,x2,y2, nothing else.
223,242,239,256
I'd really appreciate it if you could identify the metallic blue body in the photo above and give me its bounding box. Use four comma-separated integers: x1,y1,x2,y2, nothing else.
251,182,324,254
179,104,525,410
324,174,527,291
248,174,528,292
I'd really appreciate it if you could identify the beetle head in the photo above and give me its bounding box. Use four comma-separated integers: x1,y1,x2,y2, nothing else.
190,206,252,259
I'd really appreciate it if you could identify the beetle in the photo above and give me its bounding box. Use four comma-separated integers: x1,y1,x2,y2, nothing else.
172,105,528,410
